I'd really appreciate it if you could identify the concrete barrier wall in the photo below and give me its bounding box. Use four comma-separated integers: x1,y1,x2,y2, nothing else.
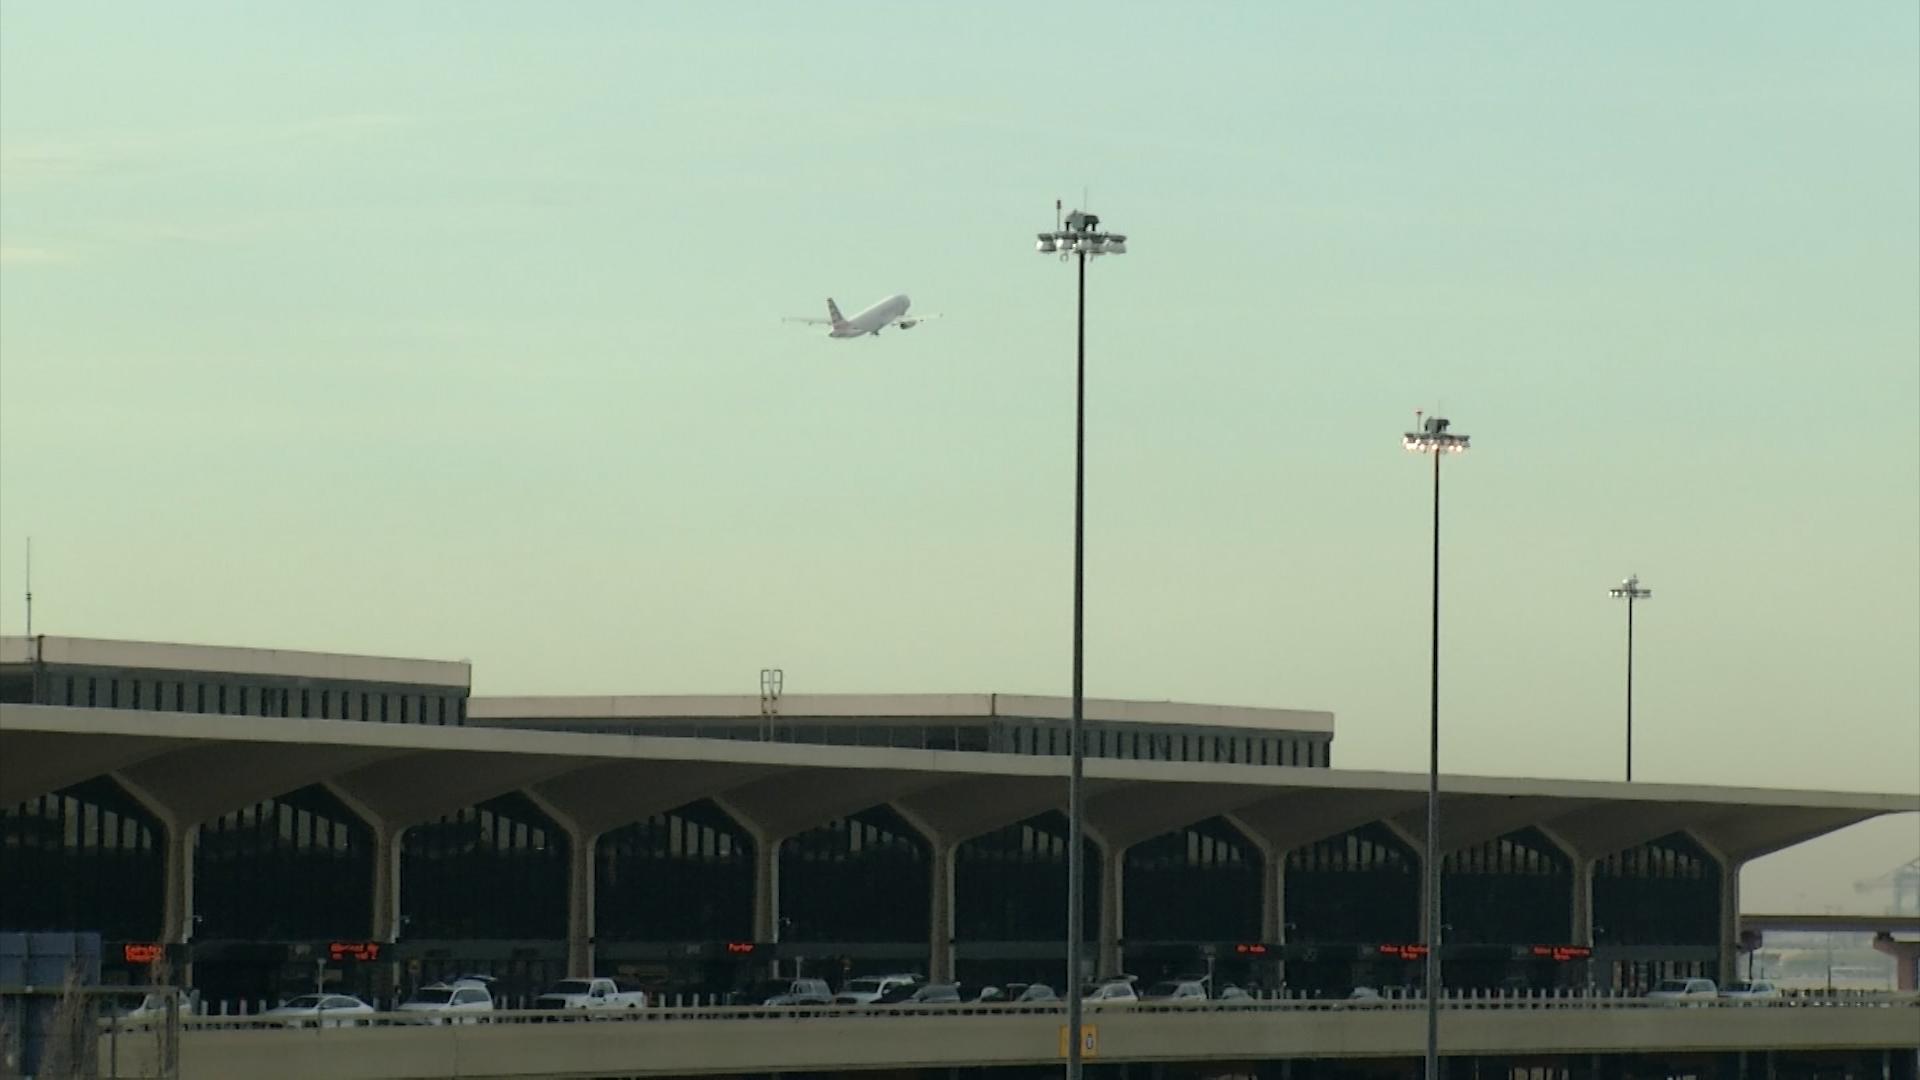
101,1005,1920,1080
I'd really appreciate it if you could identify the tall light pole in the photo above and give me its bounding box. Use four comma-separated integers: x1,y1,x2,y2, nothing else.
1403,413,1468,1080
1037,204,1126,1080
1607,575,1651,781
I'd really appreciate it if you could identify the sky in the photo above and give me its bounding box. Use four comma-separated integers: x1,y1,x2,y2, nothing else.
1,3,1915,912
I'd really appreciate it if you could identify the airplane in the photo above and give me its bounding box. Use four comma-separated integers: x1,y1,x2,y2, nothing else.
783,294,939,338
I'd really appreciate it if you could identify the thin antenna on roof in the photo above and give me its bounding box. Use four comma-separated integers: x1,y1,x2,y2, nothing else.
759,668,784,742
23,537,31,640
1055,198,1062,232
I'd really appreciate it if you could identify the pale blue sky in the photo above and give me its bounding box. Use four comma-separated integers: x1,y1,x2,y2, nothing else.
2,3,1915,908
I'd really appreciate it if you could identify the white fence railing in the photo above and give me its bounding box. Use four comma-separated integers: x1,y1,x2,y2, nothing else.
132,988,1918,1033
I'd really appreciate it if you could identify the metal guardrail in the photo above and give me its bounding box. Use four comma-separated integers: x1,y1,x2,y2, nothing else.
130,989,1919,1033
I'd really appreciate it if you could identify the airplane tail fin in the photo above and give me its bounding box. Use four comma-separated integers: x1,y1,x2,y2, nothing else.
826,298,847,329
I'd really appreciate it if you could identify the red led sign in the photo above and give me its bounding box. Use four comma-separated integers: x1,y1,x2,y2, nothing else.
724,942,757,955
328,941,381,962
1528,945,1593,962
1377,944,1430,960
123,943,164,964
1233,943,1269,956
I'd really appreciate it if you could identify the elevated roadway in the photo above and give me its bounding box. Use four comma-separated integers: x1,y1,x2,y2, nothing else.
1741,913,1920,934
98,998,1920,1080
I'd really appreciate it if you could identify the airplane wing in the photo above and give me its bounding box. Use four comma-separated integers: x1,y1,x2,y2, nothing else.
782,316,834,325
889,313,942,328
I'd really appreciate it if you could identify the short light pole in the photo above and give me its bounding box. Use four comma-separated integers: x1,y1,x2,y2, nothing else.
1607,575,1651,781
1403,413,1469,1080
1036,204,1126,1080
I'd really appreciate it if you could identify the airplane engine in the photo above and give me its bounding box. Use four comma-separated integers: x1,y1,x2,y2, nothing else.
897,320,918,330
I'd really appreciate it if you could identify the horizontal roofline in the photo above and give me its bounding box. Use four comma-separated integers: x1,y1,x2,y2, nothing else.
468,693,1336,734
10,705,1906,812
4,705,1911,864
0,635,470,689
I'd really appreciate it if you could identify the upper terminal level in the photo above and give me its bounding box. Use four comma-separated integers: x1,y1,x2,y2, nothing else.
0,635,1337,766
471,693,1338,766
1,634,473,726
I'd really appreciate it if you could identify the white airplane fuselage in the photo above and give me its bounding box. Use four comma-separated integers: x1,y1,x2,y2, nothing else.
831,294,912,338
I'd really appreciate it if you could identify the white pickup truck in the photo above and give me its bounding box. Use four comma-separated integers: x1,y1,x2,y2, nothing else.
533,977,648,1013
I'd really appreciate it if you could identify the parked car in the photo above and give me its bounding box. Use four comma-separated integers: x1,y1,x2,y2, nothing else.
111,990,198,1023
1338,986,1388,1008
533,977,648,1013
99,990,198,1032
1718,980,1781,1003
1082,978,1139,1005
871,981,931,1006
752,978,834,1006
1216,985,1256,1004
834,974,922,1005
262,994,374,1028
397,982,495,1022
1139,980,1210,1005
1646,978,1718,1004
900,983,963,1006
974,982,1057,1004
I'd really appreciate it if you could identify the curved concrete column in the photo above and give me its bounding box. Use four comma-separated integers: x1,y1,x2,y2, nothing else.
162,823,197,945
1571,858,1595,944
325,783,401,944
1378,818,1431,944
523,790,598,976
110,771,195,946
1264,857,1286,944
1098,841,1123,979
927,841,956,982
373,824,404,943
752,832,781,948
1717,856,1744,985
887,803,955,984
567,830,600,975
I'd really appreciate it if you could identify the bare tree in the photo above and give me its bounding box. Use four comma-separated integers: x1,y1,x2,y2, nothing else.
36,962,99,1079
0,993,25,1080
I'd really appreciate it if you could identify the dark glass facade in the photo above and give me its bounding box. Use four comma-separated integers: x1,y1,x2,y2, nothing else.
491,718,1330,769
598,800,754,942
955,812,1100,943
1123,817,1262,943
22,663,466,726
1443,828,1573,945
0,777,165,940
1284,823,1418,944
1594,831,1720,946
195,785,374,940
780,805,928,944
402,793,568,940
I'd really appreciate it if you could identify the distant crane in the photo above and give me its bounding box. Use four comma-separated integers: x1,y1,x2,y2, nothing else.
1853,857,1920,915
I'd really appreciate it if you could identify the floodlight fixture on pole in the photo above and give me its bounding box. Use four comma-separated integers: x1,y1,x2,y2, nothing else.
1608,575,1652,782
1036,200,1125,1080
1402,411,1469,1080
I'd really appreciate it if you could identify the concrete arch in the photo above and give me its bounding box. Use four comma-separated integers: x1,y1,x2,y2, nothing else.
779,803,931,952
597,798,756,946
0,775,168,943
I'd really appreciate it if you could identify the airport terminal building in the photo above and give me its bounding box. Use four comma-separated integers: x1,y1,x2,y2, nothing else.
3,635,1911,1009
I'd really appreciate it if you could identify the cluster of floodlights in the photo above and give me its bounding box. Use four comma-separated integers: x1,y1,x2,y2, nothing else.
1036,210,1127,256
1403,414,1470,454
1609,575,1652,602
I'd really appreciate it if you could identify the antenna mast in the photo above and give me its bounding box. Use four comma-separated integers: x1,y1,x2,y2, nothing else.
24,537,31,640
